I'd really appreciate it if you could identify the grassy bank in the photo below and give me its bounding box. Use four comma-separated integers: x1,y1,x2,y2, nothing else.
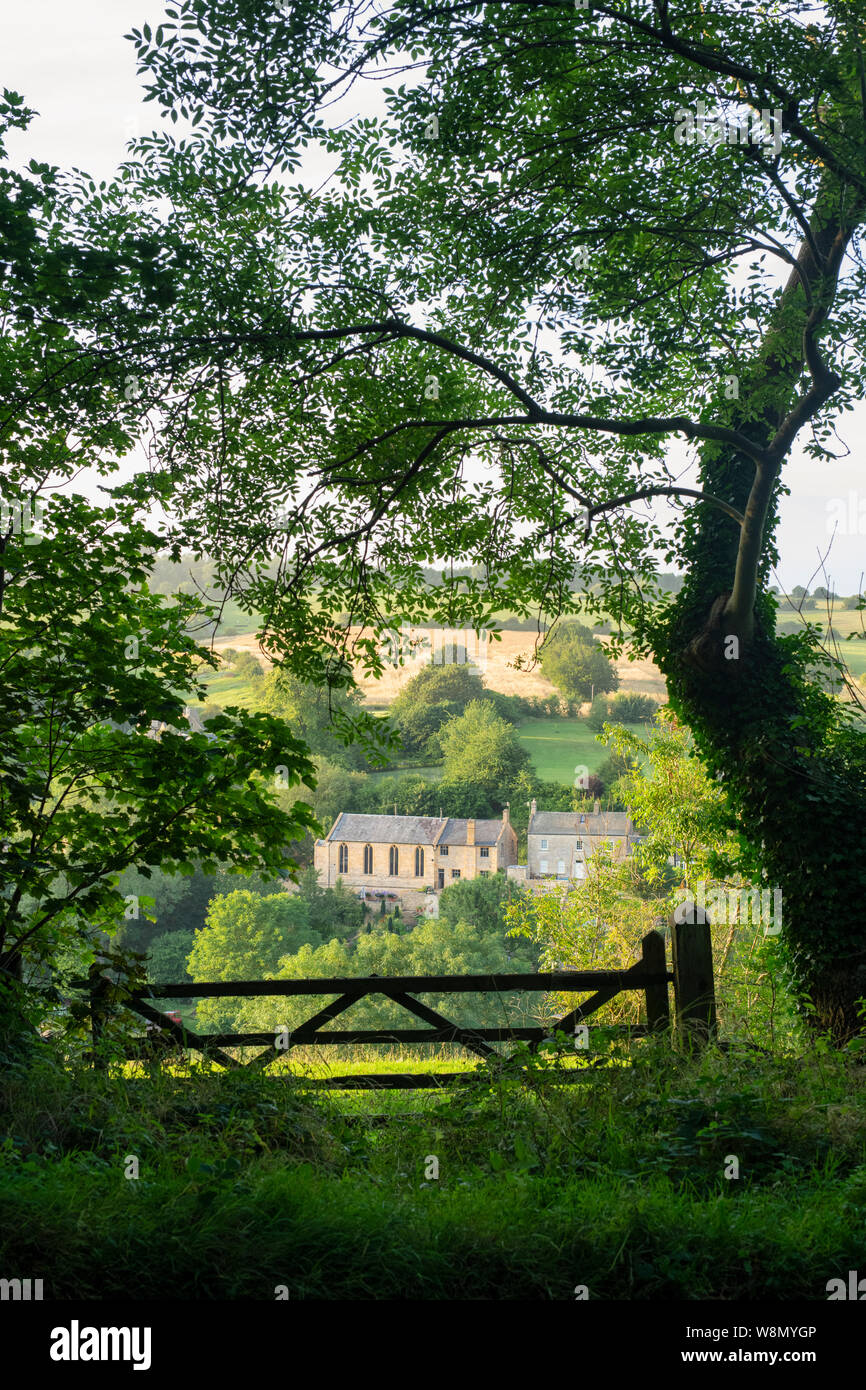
3,1040,866,1299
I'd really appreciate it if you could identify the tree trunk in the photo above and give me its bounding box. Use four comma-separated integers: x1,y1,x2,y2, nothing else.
649,181,866,1041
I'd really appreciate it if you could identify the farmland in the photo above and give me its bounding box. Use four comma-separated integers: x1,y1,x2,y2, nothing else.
202,624,669,706
516,716,642,784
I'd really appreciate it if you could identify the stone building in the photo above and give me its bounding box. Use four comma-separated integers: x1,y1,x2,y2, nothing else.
508,799,635,884
314,808,518,909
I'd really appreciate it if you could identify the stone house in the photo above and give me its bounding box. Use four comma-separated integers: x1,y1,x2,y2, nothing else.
314,808,518,909
513,799,635,883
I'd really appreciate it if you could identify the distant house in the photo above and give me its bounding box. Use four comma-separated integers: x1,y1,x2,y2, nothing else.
112,706,216,742
512,798,635,883
314,809,518,906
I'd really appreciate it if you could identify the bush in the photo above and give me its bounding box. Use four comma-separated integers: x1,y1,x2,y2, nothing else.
587,692,658,731
233,651,264,681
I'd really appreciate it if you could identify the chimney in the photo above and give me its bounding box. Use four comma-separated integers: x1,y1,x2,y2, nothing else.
466,819,475,846
530,798,537,820
593,799,600,816
502,804,510,824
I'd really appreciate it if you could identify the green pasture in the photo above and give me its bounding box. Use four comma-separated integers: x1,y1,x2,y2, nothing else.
516,717,646,785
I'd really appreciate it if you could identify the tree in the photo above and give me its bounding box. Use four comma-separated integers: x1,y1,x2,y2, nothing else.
539,622,620,703
602,710,735,895
0,494,318,1041
113,863,215,954
438,701,531,798
228,915,539,1037
189,890,321,979
388,662,487,758
438,872,528,939
10,6,866,1035
259,667,381,770
146,928,195,1007
587,692,658,732
293,865,365,938
232,651,264,681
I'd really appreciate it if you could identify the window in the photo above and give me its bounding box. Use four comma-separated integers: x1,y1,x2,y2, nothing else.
389,845,399,876
576,838,583,850
440,845,449,856
451,869,461,879
414,847,425,877
579,815,586,825
363,844,373,874
557,859,566,876
540,838,548,850
480,870,489,878
540,859,549,874
338,843,348,874
479,846,489,858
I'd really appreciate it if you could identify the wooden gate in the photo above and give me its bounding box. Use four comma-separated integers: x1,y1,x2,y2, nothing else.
84,918,715,1088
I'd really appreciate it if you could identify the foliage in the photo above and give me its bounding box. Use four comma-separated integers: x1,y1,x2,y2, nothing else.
587,692,659,732
228,915,540,1037
230,651,264,681
602,710,735,891
437,872,528,937
258,667,378,771
539,623,620,703
388,662,488,758
0,493,318,991
147,929,195,984
9,1037,866,1297
5,2,866,1034
438,700,531,795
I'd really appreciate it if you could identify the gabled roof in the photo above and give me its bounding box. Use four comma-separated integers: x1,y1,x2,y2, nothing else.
529,811,631,837
438,818,505,847
327,813,448,845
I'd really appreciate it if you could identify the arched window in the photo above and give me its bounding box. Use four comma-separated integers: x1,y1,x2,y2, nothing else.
363,844,373,874
414,847,424,877
338,843,348,874
389,845,399,876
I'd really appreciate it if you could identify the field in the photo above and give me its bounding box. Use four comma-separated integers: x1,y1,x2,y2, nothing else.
193,669,262,710
516,716,646,784
197,619,866,713
203,625,669,707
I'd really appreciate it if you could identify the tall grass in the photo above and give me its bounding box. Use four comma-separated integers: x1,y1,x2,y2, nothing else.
3,1034,866,1298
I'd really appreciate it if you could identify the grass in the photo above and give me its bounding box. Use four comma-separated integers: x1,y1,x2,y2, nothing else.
3,1037,866,1299
516,716,646,784
190,669,263,710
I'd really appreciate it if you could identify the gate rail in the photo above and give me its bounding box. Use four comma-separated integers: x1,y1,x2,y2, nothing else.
83,918,715,1089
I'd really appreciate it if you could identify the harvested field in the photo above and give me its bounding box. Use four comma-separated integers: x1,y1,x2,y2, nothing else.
208,626,668,706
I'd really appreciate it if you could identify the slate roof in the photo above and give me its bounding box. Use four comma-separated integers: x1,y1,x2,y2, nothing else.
326,813,508,847
327,813,448,845
529,811,631,837
438,818,506,847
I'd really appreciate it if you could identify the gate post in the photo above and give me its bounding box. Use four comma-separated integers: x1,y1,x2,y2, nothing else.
641,929,670,1032
670,905,717,1045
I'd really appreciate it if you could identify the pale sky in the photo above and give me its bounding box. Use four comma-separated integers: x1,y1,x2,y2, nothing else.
2,1,864,594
